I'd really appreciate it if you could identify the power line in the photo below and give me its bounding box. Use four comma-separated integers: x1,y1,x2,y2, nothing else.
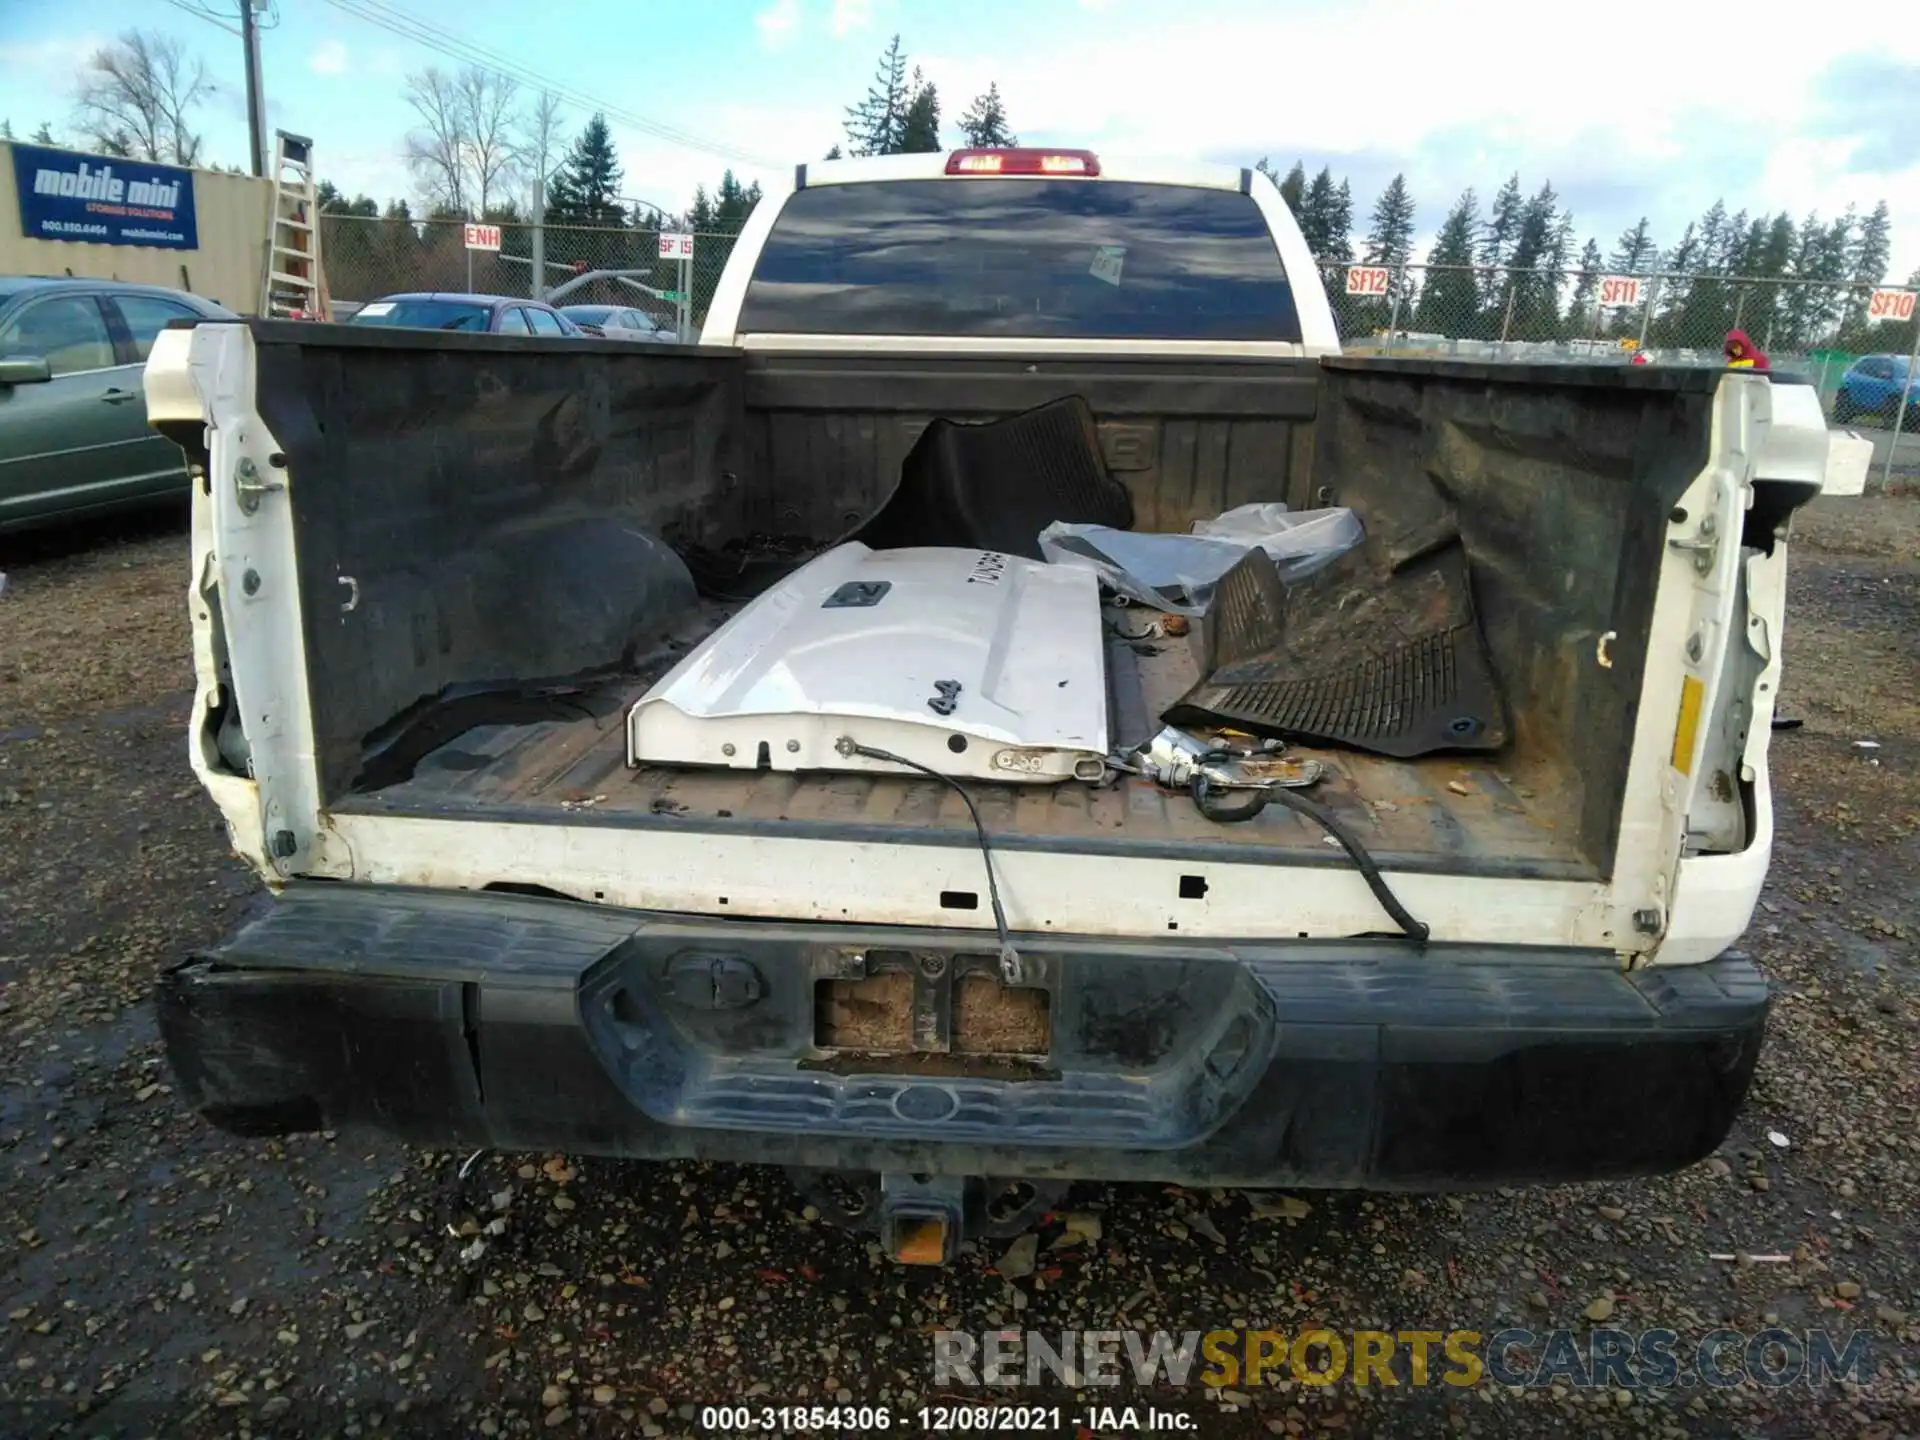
315,0,777,170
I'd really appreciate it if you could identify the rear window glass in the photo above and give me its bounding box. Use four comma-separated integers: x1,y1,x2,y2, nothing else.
351,299,491,331
737,178,1301,342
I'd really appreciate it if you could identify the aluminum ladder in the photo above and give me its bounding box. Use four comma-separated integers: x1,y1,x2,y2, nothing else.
259,131,328,320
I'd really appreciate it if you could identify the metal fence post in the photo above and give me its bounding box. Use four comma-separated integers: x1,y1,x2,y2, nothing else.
1385,262,1405,353
1637,275,1662,351
1499,279,1517,344
1885,306,1920,493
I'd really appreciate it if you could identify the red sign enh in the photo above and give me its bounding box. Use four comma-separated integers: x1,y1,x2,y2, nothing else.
463,223,502,252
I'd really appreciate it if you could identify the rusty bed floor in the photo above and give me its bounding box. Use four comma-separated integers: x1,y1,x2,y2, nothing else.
333,619,1596,881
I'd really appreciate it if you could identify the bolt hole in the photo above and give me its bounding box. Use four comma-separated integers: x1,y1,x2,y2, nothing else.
1167,921,1178,931
1670,506,1689,523
947,734,967,754
939,890,978,910
593,890,604,901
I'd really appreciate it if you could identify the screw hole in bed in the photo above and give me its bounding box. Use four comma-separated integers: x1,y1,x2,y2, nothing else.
1178,874,1208,899
940,890,978,910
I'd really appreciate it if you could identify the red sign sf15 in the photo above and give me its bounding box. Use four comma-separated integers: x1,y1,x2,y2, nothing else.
1345,265,1390,297
1868,288,1916,323
659,232,695,260
1599,276,1644,308
463,223,502,252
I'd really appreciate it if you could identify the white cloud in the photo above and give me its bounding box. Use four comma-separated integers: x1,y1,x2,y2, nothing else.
911,1,1920,273
0,34,104,85
756,0,802,50
831,0,872,35
309,39,350,76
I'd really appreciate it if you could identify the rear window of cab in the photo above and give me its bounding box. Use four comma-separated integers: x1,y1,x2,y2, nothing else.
737,178,1302,342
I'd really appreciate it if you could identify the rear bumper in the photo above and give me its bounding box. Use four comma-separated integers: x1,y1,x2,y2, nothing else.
157,885,1768,1188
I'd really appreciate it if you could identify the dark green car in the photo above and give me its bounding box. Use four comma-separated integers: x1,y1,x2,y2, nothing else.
0,276,237,534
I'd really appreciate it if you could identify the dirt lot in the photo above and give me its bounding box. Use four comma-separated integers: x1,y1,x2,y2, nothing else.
1,497,1916,1439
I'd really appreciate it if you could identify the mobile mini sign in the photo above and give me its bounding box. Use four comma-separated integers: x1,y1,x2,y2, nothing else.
10,143,199,250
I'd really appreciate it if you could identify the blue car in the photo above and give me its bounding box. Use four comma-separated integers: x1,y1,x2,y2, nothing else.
345,292,583,337
1833,353,1919,426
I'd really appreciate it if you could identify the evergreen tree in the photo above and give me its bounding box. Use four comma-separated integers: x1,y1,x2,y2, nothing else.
0,120,12,141
844,34,909,156
1844,199,1892,334
1413,189,1481,337
1566,237,1604,335
1325,179,1354,265
824,144,843,160
1295,168,1335,256
1504,182,1563,340
1359,173,1416,324
1477,172,1523,330
957,83,1015,147
1278,161,1306,212
1608,217,1657,275
547,113,625,226
898,68,941,153
30,122,57,145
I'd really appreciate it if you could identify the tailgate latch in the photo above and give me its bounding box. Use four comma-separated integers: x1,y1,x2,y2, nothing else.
234,456,285,515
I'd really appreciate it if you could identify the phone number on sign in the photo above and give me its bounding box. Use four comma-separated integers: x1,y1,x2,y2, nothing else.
700,1405,897,1432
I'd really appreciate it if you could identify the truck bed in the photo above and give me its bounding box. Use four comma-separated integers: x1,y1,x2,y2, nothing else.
335,611,1591,881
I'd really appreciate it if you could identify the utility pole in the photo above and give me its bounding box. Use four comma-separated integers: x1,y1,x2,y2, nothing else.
241,0,267,177
531,153,545,300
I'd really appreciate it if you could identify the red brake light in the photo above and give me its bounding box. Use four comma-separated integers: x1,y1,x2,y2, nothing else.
945,148,1101,177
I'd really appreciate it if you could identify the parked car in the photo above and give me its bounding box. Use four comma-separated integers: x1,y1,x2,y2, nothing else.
1833,354,1919,426
346,293,583,337
559,304,678,343
0,276,235,534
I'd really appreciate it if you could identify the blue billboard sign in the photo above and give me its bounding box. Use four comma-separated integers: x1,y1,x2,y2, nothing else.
10,143,199,250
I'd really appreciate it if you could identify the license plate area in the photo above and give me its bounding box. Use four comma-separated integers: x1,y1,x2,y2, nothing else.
811,949,1053,1076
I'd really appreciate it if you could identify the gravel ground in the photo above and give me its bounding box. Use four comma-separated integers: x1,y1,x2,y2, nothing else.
1,497,1916,1439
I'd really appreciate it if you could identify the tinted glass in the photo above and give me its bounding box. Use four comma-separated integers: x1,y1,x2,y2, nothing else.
350,299,492,331
564,306,615,324
0,295,116,374
495,307,531,334
737,179,1301,341
525,307,565,336
113,294,201,361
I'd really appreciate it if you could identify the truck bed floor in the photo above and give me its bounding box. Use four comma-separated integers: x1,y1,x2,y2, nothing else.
334,614,1594,882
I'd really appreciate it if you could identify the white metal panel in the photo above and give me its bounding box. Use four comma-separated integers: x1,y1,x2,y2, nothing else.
322,810,1621,948
628,543,1109,783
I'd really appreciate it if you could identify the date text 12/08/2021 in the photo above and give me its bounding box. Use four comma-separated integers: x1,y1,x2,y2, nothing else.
698,1405,1198,1432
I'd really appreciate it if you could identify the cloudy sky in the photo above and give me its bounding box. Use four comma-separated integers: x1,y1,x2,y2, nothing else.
3,0,1917,279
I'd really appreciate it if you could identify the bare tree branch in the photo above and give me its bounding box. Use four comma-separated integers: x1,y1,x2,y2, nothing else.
73,30,214,166
403,64,527,219
510,89,565,214
403,65,469,216
458,67,519,217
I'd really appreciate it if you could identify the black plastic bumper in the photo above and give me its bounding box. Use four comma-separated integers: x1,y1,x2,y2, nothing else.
157,885,1768,1188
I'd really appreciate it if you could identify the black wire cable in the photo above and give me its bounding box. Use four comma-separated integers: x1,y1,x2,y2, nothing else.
1197,768,1429,944
835,739,1023,982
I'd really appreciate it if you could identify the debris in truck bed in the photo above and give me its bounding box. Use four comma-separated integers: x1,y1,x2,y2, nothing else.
853,396,1131,560
628,542,1110,784
679,532,824,600
1167,539,1511,758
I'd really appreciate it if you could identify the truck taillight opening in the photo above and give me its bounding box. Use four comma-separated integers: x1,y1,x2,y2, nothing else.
945,148,1101,177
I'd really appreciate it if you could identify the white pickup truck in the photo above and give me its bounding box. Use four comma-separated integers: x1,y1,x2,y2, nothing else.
146,148,1850,1263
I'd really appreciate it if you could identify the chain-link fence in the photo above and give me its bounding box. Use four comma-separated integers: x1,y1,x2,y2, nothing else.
319,215,746,339
1323,261,1920,416
315,216,1919,418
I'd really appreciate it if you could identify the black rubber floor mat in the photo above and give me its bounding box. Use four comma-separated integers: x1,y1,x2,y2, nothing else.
852,396,1132,560
1164,539,1510,757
